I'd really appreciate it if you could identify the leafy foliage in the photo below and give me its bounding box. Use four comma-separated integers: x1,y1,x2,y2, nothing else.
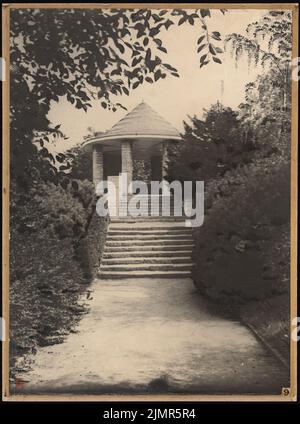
225,11,291,70
225,10,292,116
10,178,95,239
170,10,292,187
186,11,292,361
193,156,290,304
67,144,93,181
10,179,108,378
10,8,226,187
168,102,255,183
238,68,291,154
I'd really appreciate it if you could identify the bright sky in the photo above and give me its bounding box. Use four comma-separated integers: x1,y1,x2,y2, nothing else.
47,8,268,151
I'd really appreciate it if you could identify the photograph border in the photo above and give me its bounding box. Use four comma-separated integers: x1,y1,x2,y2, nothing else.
2,2,298,402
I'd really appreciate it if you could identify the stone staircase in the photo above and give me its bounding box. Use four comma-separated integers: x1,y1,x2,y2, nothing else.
98,218,194,279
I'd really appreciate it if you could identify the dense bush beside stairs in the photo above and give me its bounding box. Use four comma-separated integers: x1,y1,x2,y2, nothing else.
192,154,290,362
9,179,108,379
76,209,109,280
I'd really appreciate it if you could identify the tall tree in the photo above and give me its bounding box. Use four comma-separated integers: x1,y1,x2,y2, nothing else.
225,11,292,155
167,103,249,183
225,11,292,110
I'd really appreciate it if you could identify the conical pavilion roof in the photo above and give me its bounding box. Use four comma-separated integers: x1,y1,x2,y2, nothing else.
95,101,181,142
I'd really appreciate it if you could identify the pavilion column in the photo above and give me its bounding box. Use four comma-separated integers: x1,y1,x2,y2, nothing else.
92,144,104,188
161,141,169,180
121,140,133,189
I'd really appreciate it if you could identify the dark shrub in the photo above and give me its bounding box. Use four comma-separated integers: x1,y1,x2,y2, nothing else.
193,156,290,306
10,179,108,377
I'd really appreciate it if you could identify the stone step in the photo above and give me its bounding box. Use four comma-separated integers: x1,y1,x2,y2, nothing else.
117,211,184,216
97,270,192,279
103,250,193,258
109,225,190,231
106,239,194,247
118,198,179,202
114,215,186,220
108,229,192,235
101,257,193,265
125,211,184,214
106,234,193,241
98,213,195,279
118,201,180,206
104,244,194,252
119,204,181,209
99,263,193,272
122,206,183,210
110,217,186,223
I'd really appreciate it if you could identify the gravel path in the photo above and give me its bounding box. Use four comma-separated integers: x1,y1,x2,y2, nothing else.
14,278,288,394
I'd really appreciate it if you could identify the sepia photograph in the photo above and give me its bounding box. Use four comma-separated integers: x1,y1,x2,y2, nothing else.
2,3,298,401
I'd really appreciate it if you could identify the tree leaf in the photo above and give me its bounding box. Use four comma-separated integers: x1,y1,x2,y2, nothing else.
162,63,178,72
215,47,223,53
145,48,151,64
209,44,216,55
200,9,211,18
154,70,161,81
213,56,222,64
212,31,221,38
211,31,221,41
116,42,125,54
200,60,209,68
178,16,186,25
154,38,162,47
197,44,206,53
149,26,160,37
200,53,208,63
158,46,167,53
165,19,174,30
132,56,142,67
197,35,205,45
